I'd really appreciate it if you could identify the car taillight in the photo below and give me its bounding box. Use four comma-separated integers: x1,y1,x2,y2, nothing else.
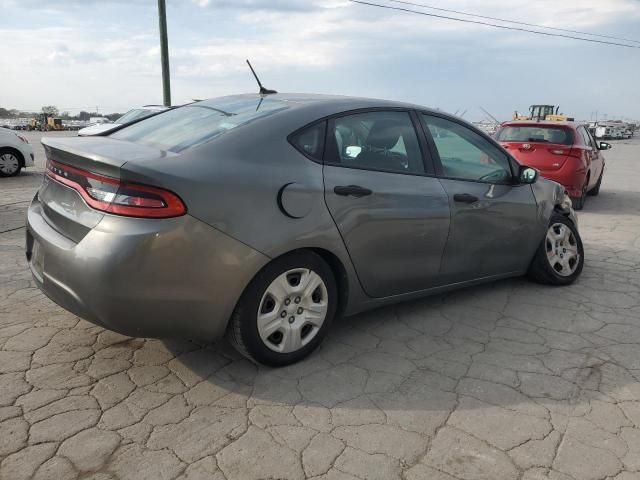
45,159,186,218
549,148,581,159
16,134,28,143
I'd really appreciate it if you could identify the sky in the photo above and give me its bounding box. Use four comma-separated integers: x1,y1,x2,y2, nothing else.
1,0,639,122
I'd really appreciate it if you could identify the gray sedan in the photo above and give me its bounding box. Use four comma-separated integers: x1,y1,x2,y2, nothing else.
26,94,583,365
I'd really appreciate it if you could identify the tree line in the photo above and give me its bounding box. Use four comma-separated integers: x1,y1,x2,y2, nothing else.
0,106,122,121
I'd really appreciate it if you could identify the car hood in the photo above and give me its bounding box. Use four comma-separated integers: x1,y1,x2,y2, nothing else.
77,123,120,136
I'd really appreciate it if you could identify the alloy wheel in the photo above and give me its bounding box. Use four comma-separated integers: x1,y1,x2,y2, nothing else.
257,268,328,353
0,153,20,175
545,223,580,277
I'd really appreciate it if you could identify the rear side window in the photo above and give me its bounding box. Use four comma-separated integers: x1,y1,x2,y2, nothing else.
496,126,573,145
327,111,425,174
289,122,326,162
110,98,288,153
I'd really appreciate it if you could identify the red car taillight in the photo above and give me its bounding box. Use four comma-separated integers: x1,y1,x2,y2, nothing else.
549,148,582,159
549,147,582,158
45,159,186,218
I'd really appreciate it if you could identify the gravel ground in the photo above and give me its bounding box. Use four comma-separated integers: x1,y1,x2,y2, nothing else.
1,130,640,480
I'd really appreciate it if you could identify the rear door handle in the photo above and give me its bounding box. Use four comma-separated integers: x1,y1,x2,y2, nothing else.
453,193,478,204
334,185,372,197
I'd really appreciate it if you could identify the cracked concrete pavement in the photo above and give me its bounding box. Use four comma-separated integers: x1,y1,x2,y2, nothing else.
1,131,640,480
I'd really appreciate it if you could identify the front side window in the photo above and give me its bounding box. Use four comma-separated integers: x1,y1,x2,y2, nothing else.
584,129,599,149
328,111,424,174
422,114,513,183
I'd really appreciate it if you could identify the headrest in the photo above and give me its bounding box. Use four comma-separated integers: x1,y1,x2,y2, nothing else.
366,119,403,150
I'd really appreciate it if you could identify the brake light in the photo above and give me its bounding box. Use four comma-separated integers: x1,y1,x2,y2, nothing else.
549,148,582,159
45,159,186,218
16,134,28,144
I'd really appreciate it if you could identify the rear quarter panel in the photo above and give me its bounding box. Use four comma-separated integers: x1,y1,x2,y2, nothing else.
119,113,369,314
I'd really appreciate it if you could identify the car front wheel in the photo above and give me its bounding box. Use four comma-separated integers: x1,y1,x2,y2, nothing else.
227,251,337,366
528,214,584,285
0,149,22,177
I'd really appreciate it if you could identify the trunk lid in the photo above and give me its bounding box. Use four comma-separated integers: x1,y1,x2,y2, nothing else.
38,136,169,242
500,141,571,171
42,136,167,178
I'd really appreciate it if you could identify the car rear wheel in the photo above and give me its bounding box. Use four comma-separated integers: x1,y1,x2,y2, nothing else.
588,171,603,196
227,251,337,366
571,182,587,210
0,149,22,177
528,214,584,285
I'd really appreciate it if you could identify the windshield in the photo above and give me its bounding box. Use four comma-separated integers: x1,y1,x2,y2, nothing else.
110,97,288,153
496,126,573,145
115,109,159,124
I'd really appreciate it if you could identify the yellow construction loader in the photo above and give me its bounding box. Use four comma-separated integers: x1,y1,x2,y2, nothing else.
512,105,574,122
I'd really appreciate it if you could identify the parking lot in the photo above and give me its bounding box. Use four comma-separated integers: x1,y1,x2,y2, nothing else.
1,130,640,480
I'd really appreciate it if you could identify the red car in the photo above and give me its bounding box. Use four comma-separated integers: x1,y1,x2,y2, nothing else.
496,121,609,209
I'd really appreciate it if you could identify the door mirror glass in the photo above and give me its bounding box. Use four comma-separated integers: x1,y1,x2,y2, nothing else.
519,166,539,184
598,142,612,150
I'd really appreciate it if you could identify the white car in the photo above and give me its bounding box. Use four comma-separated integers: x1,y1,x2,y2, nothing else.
78,105,168,136
0,127,34,177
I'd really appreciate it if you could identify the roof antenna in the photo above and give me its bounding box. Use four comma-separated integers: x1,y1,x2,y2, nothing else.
246,59,277,95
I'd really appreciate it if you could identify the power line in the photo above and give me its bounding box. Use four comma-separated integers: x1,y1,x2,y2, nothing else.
350,0,640,49
386,0,640,45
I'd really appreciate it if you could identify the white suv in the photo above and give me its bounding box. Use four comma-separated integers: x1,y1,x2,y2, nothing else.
0,127,34,177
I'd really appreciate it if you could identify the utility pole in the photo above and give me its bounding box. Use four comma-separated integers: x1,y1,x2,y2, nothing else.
157,0,171,106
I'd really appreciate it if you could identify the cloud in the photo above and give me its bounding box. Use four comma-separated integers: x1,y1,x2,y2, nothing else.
190,0,326,11
1,0,639,119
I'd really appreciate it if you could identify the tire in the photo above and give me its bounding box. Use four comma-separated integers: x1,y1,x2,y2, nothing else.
528,213,584,286
570,181,587,210
588,171,603,196
0,149,23,177
226,251,337,366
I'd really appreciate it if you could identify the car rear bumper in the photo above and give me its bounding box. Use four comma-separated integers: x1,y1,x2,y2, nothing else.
26,194,269,341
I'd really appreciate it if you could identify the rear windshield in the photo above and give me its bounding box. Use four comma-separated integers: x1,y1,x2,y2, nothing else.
496,126,573,145
110,97,288,153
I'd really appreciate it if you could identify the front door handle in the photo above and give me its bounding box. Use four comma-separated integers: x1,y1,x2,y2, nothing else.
334,185,373,197
453,193,478,204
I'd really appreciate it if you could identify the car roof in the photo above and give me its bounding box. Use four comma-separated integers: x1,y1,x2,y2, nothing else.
192,93,478,139
196,92,441,117
501,120,580,129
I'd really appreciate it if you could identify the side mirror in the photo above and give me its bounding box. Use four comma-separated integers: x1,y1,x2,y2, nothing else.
598,142,612,150
519,166,539,184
